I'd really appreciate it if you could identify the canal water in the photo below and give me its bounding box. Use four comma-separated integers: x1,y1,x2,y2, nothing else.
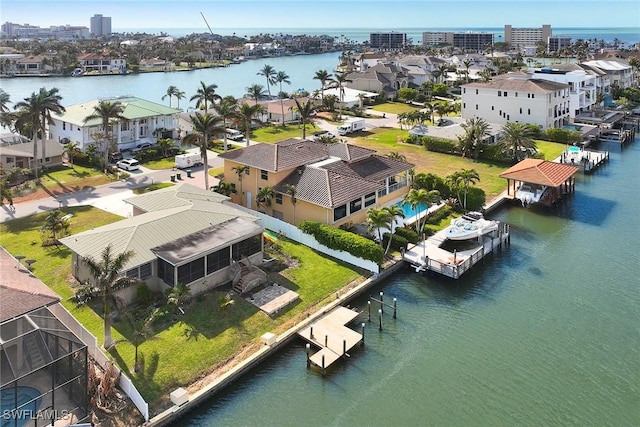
176,138,639,426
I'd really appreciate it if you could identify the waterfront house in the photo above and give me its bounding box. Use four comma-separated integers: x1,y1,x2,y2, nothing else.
59,184,264,302
49,96,181,152
346,62,414,100
217,139,414,227
139,57,174,70
353,52,389,71
0,133,64,172
15,55,53,74
0,247,89,425
461,72,570,129
581,59,636,89
77,53,126,73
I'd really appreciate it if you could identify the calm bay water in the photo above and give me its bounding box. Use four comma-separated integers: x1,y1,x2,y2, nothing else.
175,138,640,426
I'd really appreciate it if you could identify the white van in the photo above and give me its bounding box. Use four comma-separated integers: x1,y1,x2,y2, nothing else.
226,129,244,141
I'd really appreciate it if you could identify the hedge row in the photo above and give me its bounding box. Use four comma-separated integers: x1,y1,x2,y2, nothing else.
299,220,384,264
382,233,408,252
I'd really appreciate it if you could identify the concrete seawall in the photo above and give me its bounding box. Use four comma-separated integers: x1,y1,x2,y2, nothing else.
146,260,405,426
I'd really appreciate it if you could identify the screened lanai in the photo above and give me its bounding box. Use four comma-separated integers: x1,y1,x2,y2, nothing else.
0,306,88,427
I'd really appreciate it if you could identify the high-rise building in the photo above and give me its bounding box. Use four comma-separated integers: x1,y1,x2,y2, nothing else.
370,32,407,50
90,14,111,36
452,32,494,51
422,32,451,46
504,24,552,51
547,36,572,53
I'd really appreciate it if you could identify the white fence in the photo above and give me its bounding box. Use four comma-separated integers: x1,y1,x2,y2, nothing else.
49,303,150,422
234,206,379,273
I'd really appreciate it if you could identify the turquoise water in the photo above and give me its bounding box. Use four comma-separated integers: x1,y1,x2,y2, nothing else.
564,125,583,132
176,138,640,426
0,386,42,427
395,201,428,218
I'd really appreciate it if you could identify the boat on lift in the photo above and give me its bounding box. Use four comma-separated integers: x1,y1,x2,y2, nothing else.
445,211,499,240
515,183,548,205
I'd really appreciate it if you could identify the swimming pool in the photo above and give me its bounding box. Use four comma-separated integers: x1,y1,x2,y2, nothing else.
568,146,581,153
395,201,428,218
0,386,42,427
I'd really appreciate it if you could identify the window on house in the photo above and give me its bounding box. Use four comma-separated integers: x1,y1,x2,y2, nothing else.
515,92,518,97
334,204,347,221
206,248,231,274
139,262,152,279
275,193,282,204
364,192,376,207
475,104,478,110
463,88,466,93
232,235,262,260
498,91,502,96
532,94,535,98
44,157,50,163
62,122,66,130
463,103,466,108
157,258,175,286
504,92,508,97
6,157,13,163
491,106,494,111
475,89,478,94
177,257,205,285
528,109,531,115
126,268,137,278
519,108,522,114
230,183,236,191
260,169,268,180
349,198,362,214
121,121,130,131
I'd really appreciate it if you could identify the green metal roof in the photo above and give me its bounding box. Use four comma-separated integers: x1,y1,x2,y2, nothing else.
53,96,181,126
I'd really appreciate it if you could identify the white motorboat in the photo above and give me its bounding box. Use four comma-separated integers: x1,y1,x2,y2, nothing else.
515,183,548,205
445,212,499,240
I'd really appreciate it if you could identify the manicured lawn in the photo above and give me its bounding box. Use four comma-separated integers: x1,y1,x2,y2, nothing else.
208,167,224,177
536,140,566,160
354,128,508,198
371,102,422,115
252,123,322,143
132,182,175,195
17,165,111,198
142,158,176,170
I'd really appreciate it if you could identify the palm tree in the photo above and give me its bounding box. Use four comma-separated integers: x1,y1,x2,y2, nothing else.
459,117,491,160
212,180,237,197
124,308,159,373
275,70,291,126
214,97,239,152
237,102,266,147
387,152,406,161
403,188,439,234
256,186,275,214
285,184,297,224
162,85,178,107
75,245,135,349
366,207,393,247
218,293,235,317
382,205,405,254
174,89,186,110
498,122,536,163
232,165,250,206
0,89,11,128
332,71,351,119
14,87,65,179
190,81,221,111
257,64,276,98
62,141,80,167
290,97,314,139
313,69,332,103
447,169,480,210
462,58,473,83
166,283,192,315
437,64,450,84
83,100,125,170
245,84,267,103
156,138,174,158
183,112,224,190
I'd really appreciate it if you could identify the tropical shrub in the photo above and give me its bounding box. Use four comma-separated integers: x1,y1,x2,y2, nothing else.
299,221,384,264
463,187,486,211
382,233,408,252
394,227,419,244
422,136,458,154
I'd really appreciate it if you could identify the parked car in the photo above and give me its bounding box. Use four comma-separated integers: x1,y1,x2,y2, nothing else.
133,142,153,152
312,130,336,141
109,151,124,162
116,159,140,171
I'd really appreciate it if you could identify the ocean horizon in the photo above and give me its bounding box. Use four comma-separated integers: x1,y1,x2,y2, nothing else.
116,26,640,45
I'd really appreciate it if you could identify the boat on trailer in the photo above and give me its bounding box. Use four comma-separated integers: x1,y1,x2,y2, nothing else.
445,211,499,240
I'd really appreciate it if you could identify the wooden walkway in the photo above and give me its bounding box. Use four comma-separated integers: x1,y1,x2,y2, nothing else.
297,306,362,372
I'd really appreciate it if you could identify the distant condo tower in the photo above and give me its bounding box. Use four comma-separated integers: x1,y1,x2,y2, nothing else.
504,24,551,52
370,32,407,50
90,14,111,36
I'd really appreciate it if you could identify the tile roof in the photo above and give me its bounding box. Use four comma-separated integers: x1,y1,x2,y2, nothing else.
499,159,579,187
218,139,329,171
53,96,181,126
0,248,60,322
464,74,569,93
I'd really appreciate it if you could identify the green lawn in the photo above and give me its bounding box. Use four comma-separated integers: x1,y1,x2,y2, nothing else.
17,165,111,198
371,102,422,115
536,140,566,160
252,123,322,143
142,158,176,170
132,182,175,195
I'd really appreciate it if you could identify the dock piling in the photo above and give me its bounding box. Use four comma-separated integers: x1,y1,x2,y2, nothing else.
379,292,384,314
306,343,311,368
361,323,365,345
378,309,383,331
310,325,314,340
368,301,371,322
393,298,397,319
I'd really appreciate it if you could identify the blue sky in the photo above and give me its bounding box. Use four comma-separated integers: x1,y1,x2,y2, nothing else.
2,0,639,29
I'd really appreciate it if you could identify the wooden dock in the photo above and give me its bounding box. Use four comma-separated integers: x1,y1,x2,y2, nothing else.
403,222,510,279
297,306,363,373
555,148,609,174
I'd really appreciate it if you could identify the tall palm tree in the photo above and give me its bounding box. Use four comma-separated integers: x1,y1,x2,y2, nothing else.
257,64,276,98
190,81,221,111
459,117,491,160
236,102,266,147
162,85,178,107
332,71,351,119
498,122,536,163
290,97,314,140
313,69,332,103
212,180,237,197
0,89,11,128
403,188,439,234
245,84,267,103
437,64,450,84
14,87,65,179
174,88,186,110
447,169,480,210
285,184,297,224
84,100,125,170
275,70,291,126
462,58,473,83
256,186,275,214
75,245,135,349
232,165,250,206
62,141,80,167
183,112,225,190
214,97,239,152
382,205,405,254
366,207,393,247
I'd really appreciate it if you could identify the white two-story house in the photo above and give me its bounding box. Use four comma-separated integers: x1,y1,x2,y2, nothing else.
527,65,598,118
49,96,181,152
461,72,570,129
582,59,635,89
77,53,126,73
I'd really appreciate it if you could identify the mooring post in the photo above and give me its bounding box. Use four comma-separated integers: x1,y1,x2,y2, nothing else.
325,334,328,347
393,298,397,319
322,355,325,376
310,324,314,340
343,337,346,357
368,300,371,322
380,291,384,314
378,309,383,331
306,343,311,368
361,322,366,345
